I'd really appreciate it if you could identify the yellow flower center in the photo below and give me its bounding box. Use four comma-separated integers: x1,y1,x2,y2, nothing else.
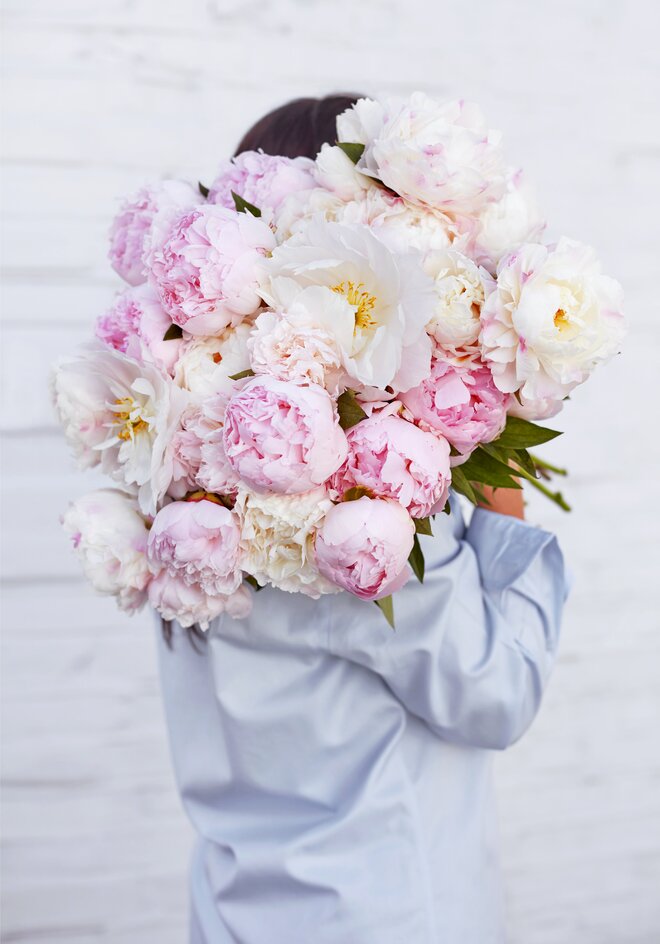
332,280,378,331
554,308,570,332
113,397,149,441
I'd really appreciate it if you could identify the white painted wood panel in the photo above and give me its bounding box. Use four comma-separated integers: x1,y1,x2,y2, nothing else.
2,2,659,942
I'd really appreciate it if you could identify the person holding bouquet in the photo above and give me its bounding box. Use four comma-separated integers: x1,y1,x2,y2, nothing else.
55,90,626,942
154,96,568,944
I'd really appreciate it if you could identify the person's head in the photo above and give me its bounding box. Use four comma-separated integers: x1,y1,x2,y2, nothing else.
233,93,365,161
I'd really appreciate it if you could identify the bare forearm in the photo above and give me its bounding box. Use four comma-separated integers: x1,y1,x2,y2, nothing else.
476,485,525,519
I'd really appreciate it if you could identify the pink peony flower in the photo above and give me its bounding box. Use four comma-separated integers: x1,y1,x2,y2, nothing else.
147,570,252,630
208,150,316,212
95,285,183,375
400,354,509,458
147,498,242,596
146,204,275,336
190,392,243,497
314,496,414,601
168,407,206,499
109,180,198,285
222,376,348,495
331,413,451,517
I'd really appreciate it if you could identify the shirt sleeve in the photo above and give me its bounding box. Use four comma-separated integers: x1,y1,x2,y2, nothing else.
325,502,570,750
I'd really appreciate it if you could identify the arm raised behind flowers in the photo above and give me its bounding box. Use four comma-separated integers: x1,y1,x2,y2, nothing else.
327,493,568,750
476,482,525,520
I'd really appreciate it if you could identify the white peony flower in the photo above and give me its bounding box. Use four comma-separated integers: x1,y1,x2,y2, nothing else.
339,93,507,215
507,392,565,422
235,487,339,597
481,238,626,404
52,344,188,515
248,286,346,393
261,219,434,392
314,143,373,201
336,97,386,147
456,169,545,273
273,186,347,243
276,176,453,258
423,249,495,354
61,489,151,613
174,321,253,401
368,200,455,257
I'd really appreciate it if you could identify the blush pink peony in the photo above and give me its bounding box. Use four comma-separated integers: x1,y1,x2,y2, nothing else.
400,354,509,457
147,498,242,596
146,204,275,336
222,376,348,494
331,413,451,518
95,285,183,375
314,496,414,601
147,570,252,630
168,407,205,499
108,180,198,286
208,150,316,212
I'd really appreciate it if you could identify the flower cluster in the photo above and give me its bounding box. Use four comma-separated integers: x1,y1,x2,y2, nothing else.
53,92,626,629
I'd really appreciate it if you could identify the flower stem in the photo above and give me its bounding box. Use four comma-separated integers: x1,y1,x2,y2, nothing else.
529,453,568,476
511,463,572,512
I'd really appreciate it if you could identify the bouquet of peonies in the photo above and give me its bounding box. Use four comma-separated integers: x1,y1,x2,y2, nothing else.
53,92,626,629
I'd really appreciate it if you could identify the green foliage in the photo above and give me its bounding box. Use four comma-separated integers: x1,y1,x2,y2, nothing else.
231,191,262,217
244,575,263,592
162,324,183,341
337,389,367,430
408,534,425,583
414,516,433,535
495,416,561,449
374,594,395,629
336,142,365,164
341,486,374,502
228,368,255,381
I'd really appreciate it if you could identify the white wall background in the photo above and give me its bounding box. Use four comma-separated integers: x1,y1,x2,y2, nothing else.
2,1,659,942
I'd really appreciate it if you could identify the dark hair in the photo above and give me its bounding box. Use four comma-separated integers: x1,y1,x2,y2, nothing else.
162,93,364,650
234,93,364,159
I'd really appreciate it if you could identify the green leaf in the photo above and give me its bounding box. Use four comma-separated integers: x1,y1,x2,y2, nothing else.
451,466,479,504
341,485,374,502
231,191,262,217
442,499,451,515
336,141,365,164
198,181,210,198
414,516,433,536
244,575,263,592
336,389,367,430
513,448,537,478
408,534,425,584
229,368,255,381
471,482,491,505
459,447,522,490
494,416,562,450
374,595,395,629
162,323,183,341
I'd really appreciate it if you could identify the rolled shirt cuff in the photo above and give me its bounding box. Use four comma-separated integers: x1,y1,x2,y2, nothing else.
465,506,570,599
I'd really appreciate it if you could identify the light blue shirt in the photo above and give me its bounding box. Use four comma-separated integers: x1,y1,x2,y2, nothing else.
156,498,569,943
